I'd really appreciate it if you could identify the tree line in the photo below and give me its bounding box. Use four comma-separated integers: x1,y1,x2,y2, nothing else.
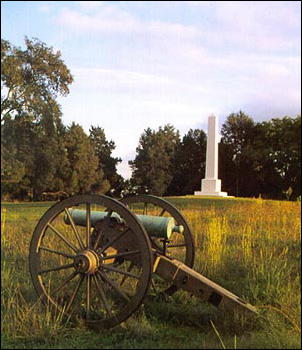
129,113,300,200
1,37,122,200
1,38,301,201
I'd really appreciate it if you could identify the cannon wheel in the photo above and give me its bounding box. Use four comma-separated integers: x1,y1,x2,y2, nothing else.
120,194,195,295
29,194,153,328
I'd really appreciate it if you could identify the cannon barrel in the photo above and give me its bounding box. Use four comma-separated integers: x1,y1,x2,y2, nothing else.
64,209,184,239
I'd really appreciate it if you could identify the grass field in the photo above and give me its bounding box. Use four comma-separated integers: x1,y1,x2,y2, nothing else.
1,196,301,349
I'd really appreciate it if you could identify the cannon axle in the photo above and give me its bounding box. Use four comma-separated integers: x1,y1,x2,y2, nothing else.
74,250,99,274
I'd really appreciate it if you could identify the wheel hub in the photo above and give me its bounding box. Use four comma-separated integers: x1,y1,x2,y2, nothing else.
74,250,99,274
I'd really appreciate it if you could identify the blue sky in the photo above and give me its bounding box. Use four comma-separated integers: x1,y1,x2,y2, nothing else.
1,1,301,178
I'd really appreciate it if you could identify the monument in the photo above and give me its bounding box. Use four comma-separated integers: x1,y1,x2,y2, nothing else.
194,114,228,197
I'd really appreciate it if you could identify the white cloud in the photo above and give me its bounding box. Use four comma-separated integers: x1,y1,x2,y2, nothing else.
56,5,140,34
55,1,300,60
71,67,178,91
56,2,201,42
38,5,51,13
77,1,104,11
186,1,301,53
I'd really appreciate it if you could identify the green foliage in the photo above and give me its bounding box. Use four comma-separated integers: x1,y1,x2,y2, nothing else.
1,143,25,184
1,37,74,199
1,38,122,200
1,37,73,123
1,115,36,199
255,116,301,199
130,124,180,196
129,112,300,200
168,128,207,195
219,112,301,199
64,123,106,195
219,111,256,197
89,125,123,196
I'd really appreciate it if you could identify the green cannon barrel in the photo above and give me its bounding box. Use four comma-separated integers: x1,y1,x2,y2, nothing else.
64,209,183,239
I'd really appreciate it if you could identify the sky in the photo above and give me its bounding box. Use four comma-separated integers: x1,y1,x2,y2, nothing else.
1,1,301,179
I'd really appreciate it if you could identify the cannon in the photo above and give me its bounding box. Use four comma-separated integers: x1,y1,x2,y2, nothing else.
29,194,257,328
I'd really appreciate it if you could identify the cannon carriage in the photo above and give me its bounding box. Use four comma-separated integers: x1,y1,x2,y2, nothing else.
29,194,256,328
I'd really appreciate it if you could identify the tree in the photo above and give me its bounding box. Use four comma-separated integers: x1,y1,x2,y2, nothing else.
220,111,256,196
219,112,301,199
31,118,71,200
1,143,25,184
168,128,207,195
252,116,301,199
64,123,106,195
1,37,73,123
1,114,36,199
1,37,74,199
130,125,180,196
89,126,123,196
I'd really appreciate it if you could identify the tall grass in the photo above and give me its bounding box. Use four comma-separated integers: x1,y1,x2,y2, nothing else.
179,198,301,338
1,198,301,349
204,217,227,274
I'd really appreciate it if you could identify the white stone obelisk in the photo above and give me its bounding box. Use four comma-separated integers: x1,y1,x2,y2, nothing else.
194,114,228,197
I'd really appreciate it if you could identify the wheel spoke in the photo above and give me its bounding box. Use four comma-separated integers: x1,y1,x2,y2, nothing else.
51,271,79,295
101,264,141,280
143,202,148,215
39,263,74,274
159,208,166,217
66,273,85,313
97,270,130,302
151,279,158,294
150,237,164,253
120,261,135,286
93,274,114,318
64,208,85,250
86,203,91,249
39,245,76,259
47,223,78,253
86,274,91,319
92,210,113,250
98,227,130,255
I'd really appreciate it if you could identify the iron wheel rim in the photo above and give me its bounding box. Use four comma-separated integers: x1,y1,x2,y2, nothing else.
29,194,153,328
120,194,195,295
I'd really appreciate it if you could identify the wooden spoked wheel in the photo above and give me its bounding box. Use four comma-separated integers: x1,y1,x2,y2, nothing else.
29,194,153,328
120,195,195,295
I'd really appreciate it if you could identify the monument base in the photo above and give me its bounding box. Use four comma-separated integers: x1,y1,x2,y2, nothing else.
194,191,229,197
194,178,230,197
